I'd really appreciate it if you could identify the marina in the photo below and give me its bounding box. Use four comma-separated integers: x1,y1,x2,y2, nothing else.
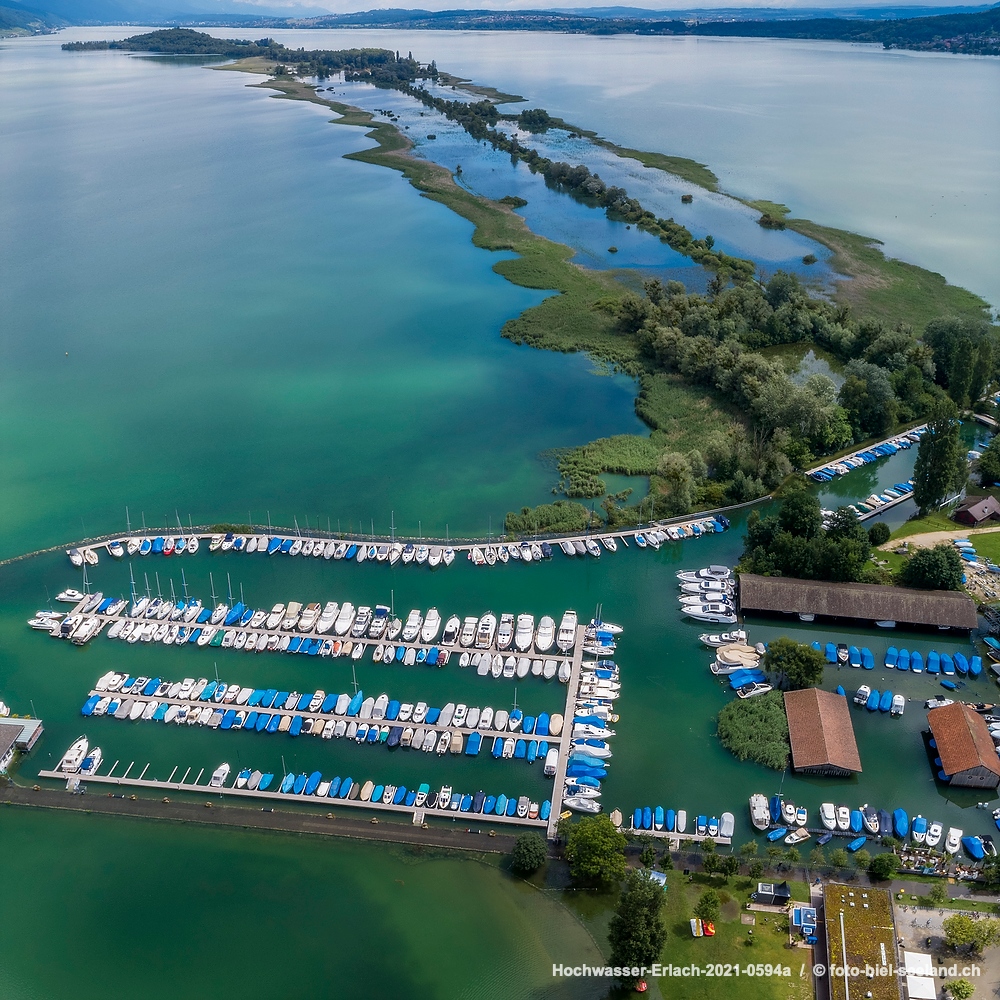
42,620,595,836
56,511,731,572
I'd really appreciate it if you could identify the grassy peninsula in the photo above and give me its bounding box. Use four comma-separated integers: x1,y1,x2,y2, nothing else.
66,32,998,533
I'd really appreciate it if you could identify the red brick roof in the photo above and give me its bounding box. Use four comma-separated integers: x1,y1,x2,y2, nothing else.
928,703,1000,778
784,688,862,773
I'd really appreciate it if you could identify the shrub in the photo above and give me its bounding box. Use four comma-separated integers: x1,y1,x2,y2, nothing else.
510,833,547,875
868,521,891,546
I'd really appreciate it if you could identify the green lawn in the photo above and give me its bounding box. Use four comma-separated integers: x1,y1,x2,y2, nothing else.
654,873,813,1000
888,510,959,541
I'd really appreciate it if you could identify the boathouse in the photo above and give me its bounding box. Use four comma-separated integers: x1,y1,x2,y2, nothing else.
927,702,1000,789
0,723,21,773
739,574,978,631
954,495,1000,527
783,688,862,777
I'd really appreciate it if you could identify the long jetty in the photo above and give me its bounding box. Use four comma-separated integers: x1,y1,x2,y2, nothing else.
45,626,591,838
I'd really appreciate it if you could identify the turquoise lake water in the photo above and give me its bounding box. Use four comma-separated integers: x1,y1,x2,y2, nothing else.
0,29,997,998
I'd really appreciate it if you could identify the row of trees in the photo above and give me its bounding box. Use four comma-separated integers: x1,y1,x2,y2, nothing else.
739,485,876,582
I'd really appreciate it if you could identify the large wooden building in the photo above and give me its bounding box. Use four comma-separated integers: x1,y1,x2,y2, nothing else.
784,688,862,777
928,702,1000,789
739,574,978,632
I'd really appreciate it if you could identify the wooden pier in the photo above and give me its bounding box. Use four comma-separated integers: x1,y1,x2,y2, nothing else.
36,768,548,829
547,627,590,840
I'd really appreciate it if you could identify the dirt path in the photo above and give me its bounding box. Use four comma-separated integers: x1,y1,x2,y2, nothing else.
880,525,1000,551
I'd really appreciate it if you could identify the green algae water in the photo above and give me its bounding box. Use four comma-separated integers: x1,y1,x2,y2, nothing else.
0,809,605,1000
1,30,998,1000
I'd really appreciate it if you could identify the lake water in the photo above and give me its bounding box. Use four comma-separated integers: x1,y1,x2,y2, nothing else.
210,27,998,311
1,29,997,998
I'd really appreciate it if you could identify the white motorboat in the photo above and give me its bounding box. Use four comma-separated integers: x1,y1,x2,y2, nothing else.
441,615,461,645
475,612,497,649
683,604,738,624
564,795,601,814
749,793,770,830
496,614,515,651
534,615,555,652
402,609,423,642
677,566,731,583
80,746,103,776
459,617,477,647
334,603,356,636
835,806,851,831
556,610,578,652
420,608,442,643
265,603,285,629
891,694,905,716
514,613,535,652
820,803,837,830
210,763,230,788
854,685,871,706
945,827,962,854
58,736,89,773
926,821,943,848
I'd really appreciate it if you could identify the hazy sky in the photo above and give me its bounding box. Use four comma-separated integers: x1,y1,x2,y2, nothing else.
227,0,960,13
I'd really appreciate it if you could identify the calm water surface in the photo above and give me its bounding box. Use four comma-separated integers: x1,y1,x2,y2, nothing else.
1,30,997,998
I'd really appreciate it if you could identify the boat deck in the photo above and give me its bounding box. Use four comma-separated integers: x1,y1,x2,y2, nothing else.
547,630,587,840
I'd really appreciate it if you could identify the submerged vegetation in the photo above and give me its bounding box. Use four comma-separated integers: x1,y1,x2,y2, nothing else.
716,691,790,770
67,31,998,524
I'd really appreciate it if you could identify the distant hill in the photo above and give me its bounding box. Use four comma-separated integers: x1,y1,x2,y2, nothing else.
286,4,1000,53
0,0,66,33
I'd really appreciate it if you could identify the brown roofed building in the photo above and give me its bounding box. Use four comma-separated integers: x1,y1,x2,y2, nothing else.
928,702,1000,788
784,688,862,777
954,495,1000,527
739,574,978,631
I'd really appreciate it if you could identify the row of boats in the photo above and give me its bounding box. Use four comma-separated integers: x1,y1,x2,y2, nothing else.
57,739,553,821
71,514,730,568
32,595,586,666
820,641,983,677
749,793,994,859
559,647,622,816
82,671,567,759
676,565,739,625
850,684,905,716
809,429,923,482
625,806,735,839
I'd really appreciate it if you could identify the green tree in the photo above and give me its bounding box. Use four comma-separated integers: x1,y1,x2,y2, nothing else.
763,636,826,690
943,915,1000,955
809,846,826,867
838,360,897,438
928,882,949,905
868,852,900,881
912,397,967,513
829,847,850,869
702,854,719,876
899,543,964,591
853,848,871,870
694,888,721,923
701,837,716,854
656,451,696,516
777,485,824,539
565,815,628,887
740,841,759,857
748,860,764,879
719,856,740,880
785,847,801,864
510,833,547,875
945,979,976,1000
868,521,891,546
766,846,783,863
950,338,975,408
978,436,1000,486
609,870,667,982
639,841,657,868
